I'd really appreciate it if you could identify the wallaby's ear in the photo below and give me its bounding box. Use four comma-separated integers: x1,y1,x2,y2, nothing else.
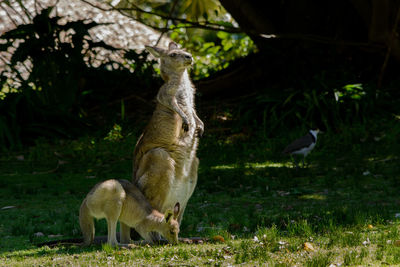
145,45,166,58
173,202,180,219
165,209,174,223
168,42,179,51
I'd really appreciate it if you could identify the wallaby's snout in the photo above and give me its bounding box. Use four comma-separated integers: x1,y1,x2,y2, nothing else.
183,54,193,65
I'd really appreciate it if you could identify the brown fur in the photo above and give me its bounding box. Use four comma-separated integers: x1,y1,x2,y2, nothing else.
79,179,180,246
123,42,203,242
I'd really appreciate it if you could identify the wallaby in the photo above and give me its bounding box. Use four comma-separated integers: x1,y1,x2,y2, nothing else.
79,179,180,246
122,42,203,242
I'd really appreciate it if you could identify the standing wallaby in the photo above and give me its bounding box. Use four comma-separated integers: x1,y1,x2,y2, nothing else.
121,42,203,243
79,179,180,246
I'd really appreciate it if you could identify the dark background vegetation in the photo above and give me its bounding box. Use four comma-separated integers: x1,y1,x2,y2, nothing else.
1,0,399,148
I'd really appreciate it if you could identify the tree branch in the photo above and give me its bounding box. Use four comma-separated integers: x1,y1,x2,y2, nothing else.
155,0,179,46
79,0,387,50
258,33,385,48
378,3,400,88
79,0,240,33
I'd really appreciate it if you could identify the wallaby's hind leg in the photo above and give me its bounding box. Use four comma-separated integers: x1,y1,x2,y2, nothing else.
178,156,199,224
104,201,122,246
79,200,95,246
106,217,119,246
120,222,131,244
135,148,175,242
136,148,175,211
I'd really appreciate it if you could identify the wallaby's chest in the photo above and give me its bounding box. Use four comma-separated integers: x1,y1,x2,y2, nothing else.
176,84,194,108
162,177,193,211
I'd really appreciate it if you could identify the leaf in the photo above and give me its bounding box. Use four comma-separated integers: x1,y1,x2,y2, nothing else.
217,31,229,40
1,206,16,210
212,235,225,243
304,242,315,251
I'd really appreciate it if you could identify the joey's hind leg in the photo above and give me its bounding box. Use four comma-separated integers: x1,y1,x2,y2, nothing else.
135,148,176,241
104,201,123,246
120,222,131,244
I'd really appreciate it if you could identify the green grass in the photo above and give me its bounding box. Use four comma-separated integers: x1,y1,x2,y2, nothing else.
1,118,400,266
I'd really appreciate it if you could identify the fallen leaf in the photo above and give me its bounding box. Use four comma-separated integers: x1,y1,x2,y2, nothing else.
304,242,315,251
368,224,374,229
394,240,400,247
34,232,44,237
48,234,63,238
1,206,16,210
362,238,370,246
212,235,225,243
127,244,137,249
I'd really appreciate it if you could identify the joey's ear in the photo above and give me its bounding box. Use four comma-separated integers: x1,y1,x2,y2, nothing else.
145,45,166,58
165,209,173,223
173,202,180,219
168,42,179,51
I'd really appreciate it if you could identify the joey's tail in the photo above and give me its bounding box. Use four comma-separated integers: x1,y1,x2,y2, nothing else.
79,199,95,246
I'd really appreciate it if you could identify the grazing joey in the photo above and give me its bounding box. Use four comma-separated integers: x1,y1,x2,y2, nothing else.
79,179,180,246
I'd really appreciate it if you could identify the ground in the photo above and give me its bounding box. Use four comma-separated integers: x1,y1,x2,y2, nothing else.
1,118,400,266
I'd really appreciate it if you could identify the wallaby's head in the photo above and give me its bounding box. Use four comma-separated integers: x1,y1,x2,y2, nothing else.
161,202,180,244
145,42,193,80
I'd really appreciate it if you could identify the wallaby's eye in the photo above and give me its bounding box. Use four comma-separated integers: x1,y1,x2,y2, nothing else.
169,53,177,57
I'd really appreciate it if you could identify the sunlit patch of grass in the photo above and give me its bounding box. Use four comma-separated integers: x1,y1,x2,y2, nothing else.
298,194,327,200
211,164,235,170
305,252,333,267
246,161,290,168
211,161,290,170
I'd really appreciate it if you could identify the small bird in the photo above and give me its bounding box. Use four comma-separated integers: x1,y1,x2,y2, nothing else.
283,129,320,168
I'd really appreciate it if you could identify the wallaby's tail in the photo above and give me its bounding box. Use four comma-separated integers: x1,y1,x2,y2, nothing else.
79,199,94,246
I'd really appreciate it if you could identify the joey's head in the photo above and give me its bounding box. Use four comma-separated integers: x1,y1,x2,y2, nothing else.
160,202,180,245
145,42,193,80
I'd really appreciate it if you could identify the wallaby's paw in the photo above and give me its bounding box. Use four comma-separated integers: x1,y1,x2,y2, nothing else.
196,126,204,138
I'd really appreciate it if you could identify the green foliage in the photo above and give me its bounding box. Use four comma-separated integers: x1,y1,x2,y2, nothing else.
104,124,123,142
181,0,224,21
170,27,256,79
0,7,156,148
228,75,383,136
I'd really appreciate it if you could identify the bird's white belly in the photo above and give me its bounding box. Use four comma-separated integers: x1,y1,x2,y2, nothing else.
292,143,315,156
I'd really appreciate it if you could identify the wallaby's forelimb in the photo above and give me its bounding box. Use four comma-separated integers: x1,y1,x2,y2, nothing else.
157,89,190,131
